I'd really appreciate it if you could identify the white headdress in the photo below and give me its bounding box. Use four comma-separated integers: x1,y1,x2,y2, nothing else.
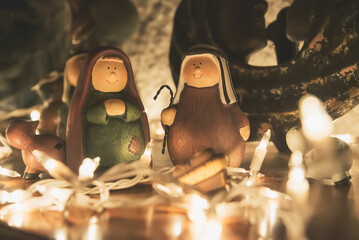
173,52,237,105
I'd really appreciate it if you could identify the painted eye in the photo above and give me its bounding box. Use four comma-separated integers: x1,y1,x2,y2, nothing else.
200,62,202,65
108,67,110,69
193,64,195,66
114,67,117,69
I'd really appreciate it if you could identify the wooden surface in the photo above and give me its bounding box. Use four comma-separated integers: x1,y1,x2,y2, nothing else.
0,140,359,240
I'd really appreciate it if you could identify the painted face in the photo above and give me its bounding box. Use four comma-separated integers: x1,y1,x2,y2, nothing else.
182,54,220,88
92,57,127,92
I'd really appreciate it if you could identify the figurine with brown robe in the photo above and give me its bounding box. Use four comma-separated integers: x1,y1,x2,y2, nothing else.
66,47,150,172
161,46,249,167
5,120,66,179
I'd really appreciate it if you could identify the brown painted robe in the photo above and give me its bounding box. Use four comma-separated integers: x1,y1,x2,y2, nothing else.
168,83,247,167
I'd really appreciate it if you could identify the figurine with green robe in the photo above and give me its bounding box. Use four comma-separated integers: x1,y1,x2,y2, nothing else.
66,47,150,172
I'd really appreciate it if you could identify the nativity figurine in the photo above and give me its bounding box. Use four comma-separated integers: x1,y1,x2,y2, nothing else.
5,120,66,179
161,45,249,167
66,47,150,172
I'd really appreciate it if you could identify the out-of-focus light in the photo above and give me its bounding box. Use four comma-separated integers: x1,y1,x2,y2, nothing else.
153,182,184,198
331,134,355,144
187,194,209,223
290,151,304,166
79,157,101,181
8,213,24,228
0,134,12,159
299,95,332,142
0,166,21,178
7,190,32,203
139,139,153,166
203,219,222,240
172,220,182,237
32,150,77,183
30,109,41,121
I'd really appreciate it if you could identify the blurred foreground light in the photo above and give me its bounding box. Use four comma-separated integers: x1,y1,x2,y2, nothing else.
299,95,332,142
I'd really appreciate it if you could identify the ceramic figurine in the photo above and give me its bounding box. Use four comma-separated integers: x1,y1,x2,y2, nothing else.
286,126,353,185
33,71,64,135
162,45,250,167
57,53,88,140
5,120,66,179
170,0,359,152
66,47,150,172
172,148,228,193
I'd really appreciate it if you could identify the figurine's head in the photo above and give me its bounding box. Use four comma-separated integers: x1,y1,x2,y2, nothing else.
6,120,38,150
92,57,128,92
65,53,87,87
215,0,268,60
182,54,220,88
174,45,237,105
66,47,149,171
286,0,331,42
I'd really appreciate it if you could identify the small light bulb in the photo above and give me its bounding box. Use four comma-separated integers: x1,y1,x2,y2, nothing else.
30,109,41,121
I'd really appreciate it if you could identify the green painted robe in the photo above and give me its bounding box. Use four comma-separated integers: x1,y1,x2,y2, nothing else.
84,92,145,167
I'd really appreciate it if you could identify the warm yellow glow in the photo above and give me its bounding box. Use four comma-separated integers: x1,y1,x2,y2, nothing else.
79,157,101,181
289,168,305,182
299,95,332,142
32,150,77,182
302,113,332,141
203,219,222,240
0,166,21,178
249,129,271,174
187,194,209,223
0,134,12,159
258,129,271,149
331,134,354,144
139,139,153,166
153,182,184,197
290,151,304,166
7,190,31,203
30,109,41,121
155,127,165,137
172,220,183,237
46,188,73,203
8,213,24,228
0,190,9,204
85,223,100,240
55,228,67,240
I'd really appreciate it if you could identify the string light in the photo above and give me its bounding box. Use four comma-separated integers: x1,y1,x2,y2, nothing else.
286,151,309,205
30,109,41,121
249,129,271,175
0,134,12,159
0,166,21,178
299,95,332,142
79,157,101,181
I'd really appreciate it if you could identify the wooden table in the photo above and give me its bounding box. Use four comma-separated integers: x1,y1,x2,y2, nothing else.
0,140,359,240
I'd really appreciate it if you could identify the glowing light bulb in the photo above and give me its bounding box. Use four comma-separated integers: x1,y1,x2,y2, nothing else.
249,129,271,174
187,194,209,223
0,134,12,159
286,151,309,204
139,139,153,166
299,95,332,142
79,157,101,181
32,150,77,183
0,166,21,178
30,109,41,121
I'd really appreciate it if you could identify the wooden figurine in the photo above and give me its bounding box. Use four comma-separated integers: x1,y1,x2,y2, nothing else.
161,45,250,167
66,47,150,172
5,120,66,179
